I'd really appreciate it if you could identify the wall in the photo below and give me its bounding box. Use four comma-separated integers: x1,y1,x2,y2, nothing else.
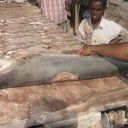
106,0,128,30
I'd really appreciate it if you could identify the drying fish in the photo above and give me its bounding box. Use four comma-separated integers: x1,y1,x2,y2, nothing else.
0,3,127,128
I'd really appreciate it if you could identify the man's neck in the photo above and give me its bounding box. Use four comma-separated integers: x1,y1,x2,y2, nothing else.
91,18,102,29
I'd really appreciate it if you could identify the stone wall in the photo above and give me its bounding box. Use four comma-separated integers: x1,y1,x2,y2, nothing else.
106,0,128,30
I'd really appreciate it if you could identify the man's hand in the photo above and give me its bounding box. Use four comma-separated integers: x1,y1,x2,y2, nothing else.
78,45,96,56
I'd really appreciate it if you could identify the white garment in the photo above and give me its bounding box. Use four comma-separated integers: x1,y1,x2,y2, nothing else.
77,17,128,45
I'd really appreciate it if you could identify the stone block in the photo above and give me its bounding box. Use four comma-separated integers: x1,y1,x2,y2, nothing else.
109,0,122,5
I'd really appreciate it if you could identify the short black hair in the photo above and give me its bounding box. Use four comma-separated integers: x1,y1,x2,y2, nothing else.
89,0,107,8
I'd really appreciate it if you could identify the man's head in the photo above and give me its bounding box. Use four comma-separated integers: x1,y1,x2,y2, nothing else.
89,0,107,23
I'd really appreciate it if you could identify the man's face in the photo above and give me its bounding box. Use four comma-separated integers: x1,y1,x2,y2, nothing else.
89,1,104,22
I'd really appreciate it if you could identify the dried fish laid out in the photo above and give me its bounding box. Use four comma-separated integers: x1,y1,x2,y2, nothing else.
0,4,128,128
0,4,128,88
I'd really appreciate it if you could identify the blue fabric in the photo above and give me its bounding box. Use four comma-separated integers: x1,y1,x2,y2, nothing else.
83,10,90,19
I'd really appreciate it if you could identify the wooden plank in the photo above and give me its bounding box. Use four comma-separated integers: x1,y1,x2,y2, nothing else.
43,112,101,128
0,76,127,127
0,112,101,128
26,87,128,127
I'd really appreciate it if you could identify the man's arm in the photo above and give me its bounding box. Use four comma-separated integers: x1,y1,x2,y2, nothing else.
78,43,128,61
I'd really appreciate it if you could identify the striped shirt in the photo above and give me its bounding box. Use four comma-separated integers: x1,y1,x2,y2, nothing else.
40,0,67,24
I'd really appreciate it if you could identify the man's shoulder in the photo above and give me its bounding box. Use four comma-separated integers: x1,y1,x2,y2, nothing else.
79,19,87,25
79,19,91,29
102,18,121,27
81,18,90,24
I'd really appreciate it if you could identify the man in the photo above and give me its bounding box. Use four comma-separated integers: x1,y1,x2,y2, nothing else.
78,43,128,61
77,0,128,44
36,0,67,32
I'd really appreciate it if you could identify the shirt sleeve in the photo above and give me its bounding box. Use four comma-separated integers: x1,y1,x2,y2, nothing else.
110,21,128,42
